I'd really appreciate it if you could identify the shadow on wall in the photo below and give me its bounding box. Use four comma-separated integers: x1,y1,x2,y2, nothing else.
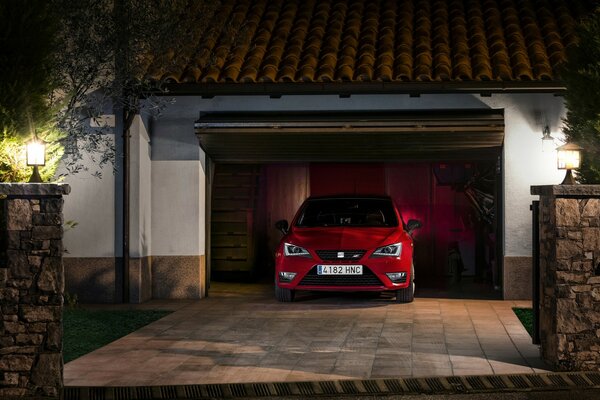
65,256,204,303
64,258,117,303
151,255,202,300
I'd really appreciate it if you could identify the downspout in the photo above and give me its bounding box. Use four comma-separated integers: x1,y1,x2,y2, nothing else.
122,110,135,303
122,111,133,303
115,0,134,303
116,108,134,303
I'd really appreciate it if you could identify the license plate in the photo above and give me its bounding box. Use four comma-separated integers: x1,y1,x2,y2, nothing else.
317,265,363,275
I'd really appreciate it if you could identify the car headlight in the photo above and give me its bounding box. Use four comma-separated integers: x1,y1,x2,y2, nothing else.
284,243,311,258
371,242,403,257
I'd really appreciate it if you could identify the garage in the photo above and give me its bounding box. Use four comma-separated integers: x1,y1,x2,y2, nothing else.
196,110,504,298
58,0,584,305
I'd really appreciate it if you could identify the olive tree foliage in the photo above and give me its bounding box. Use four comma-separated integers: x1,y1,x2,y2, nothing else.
51,0,221,177
562,8,600,183
0,0,57,133
0,0,65,182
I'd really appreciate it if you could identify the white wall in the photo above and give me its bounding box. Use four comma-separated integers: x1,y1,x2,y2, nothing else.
62,92,567,263
150,115,206,256
61,137,117,258
484,95,566,256
153,93,566,259
130,116,152,258
151,160,205,255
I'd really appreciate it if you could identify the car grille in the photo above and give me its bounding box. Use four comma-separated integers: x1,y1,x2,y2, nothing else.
298,266,383,287
315,250,366,261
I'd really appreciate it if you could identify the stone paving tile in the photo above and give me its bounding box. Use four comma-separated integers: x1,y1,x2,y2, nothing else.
64,283,549,385
452,367,494,376
489,360,536,374
447,351,486,360
371,368,413,378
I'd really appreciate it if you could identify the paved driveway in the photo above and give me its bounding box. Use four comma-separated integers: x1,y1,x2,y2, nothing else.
64,283,549,386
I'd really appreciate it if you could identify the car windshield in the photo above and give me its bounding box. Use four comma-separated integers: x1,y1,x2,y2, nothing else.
296,198,399,227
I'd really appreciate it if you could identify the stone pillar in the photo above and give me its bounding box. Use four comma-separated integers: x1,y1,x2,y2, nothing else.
531,185,600,371
0,183,70,398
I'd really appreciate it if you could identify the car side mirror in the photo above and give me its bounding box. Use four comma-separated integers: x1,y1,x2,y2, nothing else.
275,219,289,235
406,219,422,234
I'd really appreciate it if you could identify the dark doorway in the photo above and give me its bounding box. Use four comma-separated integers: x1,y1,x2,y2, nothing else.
387,162,501,298
310,163,385,196
210,160,501,298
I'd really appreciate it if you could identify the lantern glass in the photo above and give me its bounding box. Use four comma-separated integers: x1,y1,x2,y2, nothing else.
557,150,580,169
541,126,555,153
542,136,556,153
26,140,45,166
556,143,582,170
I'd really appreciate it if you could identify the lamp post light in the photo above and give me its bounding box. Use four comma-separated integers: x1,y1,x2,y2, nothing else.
556,142,583,185
26,135,46,183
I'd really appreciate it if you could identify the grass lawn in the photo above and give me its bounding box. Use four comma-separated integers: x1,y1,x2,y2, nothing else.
63,309,171,363
513,307,534,337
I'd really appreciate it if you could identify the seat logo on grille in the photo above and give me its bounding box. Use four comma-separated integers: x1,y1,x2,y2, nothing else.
337,252,344,258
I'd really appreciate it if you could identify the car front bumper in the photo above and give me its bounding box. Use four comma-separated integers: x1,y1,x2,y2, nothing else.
275,254,412,291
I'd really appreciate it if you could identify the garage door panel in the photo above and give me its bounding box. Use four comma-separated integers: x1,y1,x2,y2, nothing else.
212,259,251,272
196,111,505,162
211,246,249,260
212,234,248,247
214,176,257,186
211,221,247,234
213,198,253,210
212,210,248,222
203,147,503,162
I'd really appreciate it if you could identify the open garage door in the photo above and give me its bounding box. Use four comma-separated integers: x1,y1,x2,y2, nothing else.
195,110,504,162
197,110,505,298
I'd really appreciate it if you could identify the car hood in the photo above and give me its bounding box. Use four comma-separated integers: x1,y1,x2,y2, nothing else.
288,226,401,250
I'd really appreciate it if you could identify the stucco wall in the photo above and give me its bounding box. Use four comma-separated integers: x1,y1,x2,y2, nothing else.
61,92,568,300
150,112,206,298
61,138,117,259
159,93,565,255
130,116,152,258
150,160,205,256
483,94,566,256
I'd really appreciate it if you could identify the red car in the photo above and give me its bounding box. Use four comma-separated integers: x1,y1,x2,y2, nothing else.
274,195,422,303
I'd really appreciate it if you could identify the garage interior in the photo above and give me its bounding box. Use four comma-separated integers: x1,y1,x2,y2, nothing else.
197,110,504,298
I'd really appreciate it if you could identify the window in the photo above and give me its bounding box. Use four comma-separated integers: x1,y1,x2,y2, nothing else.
296,198,398,227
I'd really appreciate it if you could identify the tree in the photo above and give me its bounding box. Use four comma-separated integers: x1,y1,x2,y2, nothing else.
0,0,57,136
2,0,221,302
0,0,65,181
51,0,221,302
52,0,221,177
1,0,222,181
562,8,600,183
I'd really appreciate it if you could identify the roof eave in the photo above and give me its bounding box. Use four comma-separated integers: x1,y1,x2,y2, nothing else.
164,81,566,97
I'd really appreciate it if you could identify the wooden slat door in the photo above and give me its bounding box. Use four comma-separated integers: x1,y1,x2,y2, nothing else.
210,164,260,277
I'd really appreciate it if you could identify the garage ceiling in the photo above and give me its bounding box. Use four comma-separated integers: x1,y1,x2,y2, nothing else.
194,110,504,162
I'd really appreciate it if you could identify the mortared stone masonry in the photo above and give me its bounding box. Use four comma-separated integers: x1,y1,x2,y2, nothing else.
532,185,600,371
0,183,70,398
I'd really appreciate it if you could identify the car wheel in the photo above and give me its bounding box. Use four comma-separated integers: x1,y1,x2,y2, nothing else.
396,264,415,303
275,285,295,302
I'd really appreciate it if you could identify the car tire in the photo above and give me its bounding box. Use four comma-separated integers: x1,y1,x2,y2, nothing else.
396,264,415,303
275,285,295,302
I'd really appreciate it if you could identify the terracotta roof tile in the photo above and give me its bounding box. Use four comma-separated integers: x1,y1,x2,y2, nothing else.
155,0,593,84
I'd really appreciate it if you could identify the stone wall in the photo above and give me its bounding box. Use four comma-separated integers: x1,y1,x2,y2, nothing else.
0,184,70,398
532,185,600,371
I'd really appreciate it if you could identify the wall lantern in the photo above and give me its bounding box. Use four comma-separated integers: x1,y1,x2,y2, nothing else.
26,135,46,183
541,125,555,152
556,142,583,185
